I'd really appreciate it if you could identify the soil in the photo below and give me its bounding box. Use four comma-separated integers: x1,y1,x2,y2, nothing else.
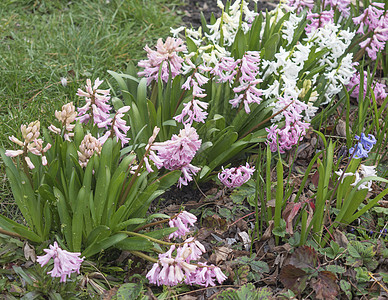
181,0,279,28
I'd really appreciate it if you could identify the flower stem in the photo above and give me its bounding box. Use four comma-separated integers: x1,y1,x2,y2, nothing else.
130,251,158,263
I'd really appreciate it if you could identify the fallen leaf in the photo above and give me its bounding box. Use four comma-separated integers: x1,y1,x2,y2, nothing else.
23,242,36,263
311,271,339,300
289,246,318,271
213,246,233,264
279,265,308,294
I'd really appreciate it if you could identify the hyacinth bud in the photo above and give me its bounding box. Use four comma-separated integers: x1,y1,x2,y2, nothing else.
21,121,40,143
78,134,102,168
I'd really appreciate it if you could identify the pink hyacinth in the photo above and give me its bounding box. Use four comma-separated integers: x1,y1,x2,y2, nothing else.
306,10,334,34
149,124,201,187
218,163,255,188
77,78,112,127
146,238,227,287
168,211,197,239
146,244,197,286
138,37,187,85
287,0,314,14
175,65,210,124
266,97,310,153
353,2,385,34
211,56,240,83
37,242,84,283
325,0,350,17
185,262,227,287
347,71,387,102
98,106,131,146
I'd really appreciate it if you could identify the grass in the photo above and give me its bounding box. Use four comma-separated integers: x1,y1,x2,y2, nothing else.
0,0,183,213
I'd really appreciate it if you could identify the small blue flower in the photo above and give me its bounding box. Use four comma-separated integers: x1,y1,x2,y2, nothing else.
349,132,376,159
357,133,376,151
349,142,369,159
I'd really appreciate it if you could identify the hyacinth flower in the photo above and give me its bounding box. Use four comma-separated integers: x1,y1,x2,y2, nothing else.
174,65,210,124
77,78,112,127
37,241,84,283
146,239,226,287
138,37,187,85
5,121,51,169
324,0,350,18
335,164,377,191
98,106,131,146
77,134,102,168
266,97,310,153
168,211,197,239
352,2,387,60
148,124,201,187
305,9,334,34
286,0,314,14
349,133,376,159
352,2,385,34
218,163,255,188
347,71,387,102
48,102,77,141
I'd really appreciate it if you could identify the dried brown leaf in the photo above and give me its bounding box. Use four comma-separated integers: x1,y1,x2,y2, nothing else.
289,246,318,270
279,265,308,294
312,271,339,300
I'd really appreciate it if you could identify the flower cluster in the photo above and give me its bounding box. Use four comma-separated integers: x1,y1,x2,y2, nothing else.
168,211,197,239
205,0,257,46
147,124,201,187
5,121,51,169
138,37,186,84
77,134,102,168
347,71,387,102
335,164,377,191
37,241,84,283
353,2,387,60
48,102,77,141
77,78,112,127
218,163,255,188
174,64,211,124
98,106,131,146
306,9,334,34
325,0,350,18
266,97,310,154
146,239,227,287
349,133,376,159
287,0,314,14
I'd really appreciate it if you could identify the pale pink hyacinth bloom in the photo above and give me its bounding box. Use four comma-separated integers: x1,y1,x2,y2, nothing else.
353,2,385,34
228,52,264,113
347,71,387,102
37,242,84,283
174,65,210,124
211,56,240,83
149,124,201,187
218,163,255,188
78,134,102,168
138,37,187,85
266,97,310,153
185,262,227,287
146,244,197,286
48,102,77,141
146,239,226,287
287,0,314,13
76,78,112,127
325,0,350,17
98,106,131,146
5,121,51,169
306,10,335,34
168,211,197,239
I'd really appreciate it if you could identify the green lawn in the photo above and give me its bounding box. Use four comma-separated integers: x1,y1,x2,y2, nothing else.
0,0,183,213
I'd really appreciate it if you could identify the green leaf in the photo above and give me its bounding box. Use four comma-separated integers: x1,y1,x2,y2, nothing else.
262,33,279,60
85,225,111,247
116,283,143,300
82,233,127,258
72,187,88,251
54,187,72,246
